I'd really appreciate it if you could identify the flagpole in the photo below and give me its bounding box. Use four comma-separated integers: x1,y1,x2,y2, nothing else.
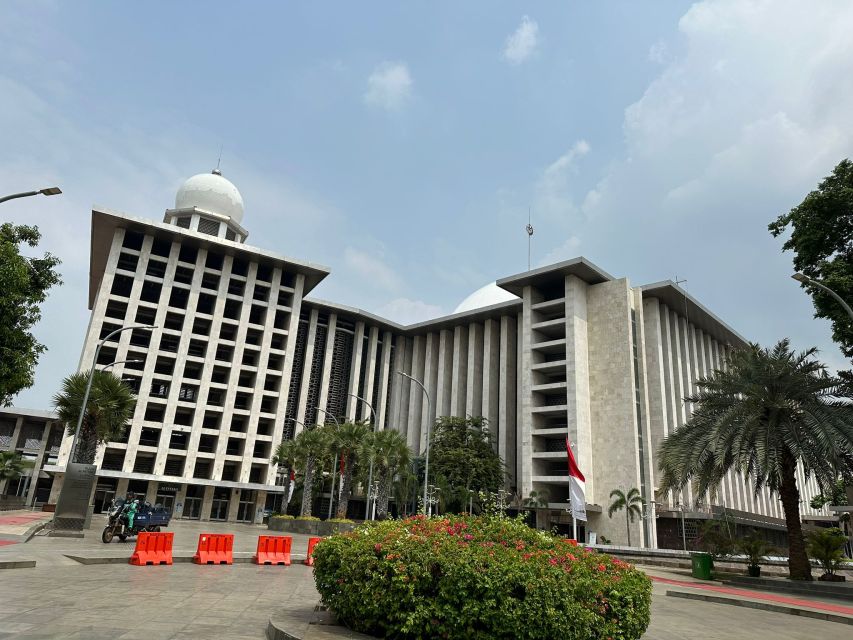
571,440,578,542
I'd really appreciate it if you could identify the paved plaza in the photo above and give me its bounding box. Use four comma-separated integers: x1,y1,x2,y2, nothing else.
0,513,850,639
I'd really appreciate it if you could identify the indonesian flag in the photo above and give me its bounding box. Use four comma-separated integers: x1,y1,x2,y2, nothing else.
566,438,587,522
285,469,296,505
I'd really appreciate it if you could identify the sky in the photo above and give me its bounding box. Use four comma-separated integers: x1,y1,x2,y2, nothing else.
3,0,853,409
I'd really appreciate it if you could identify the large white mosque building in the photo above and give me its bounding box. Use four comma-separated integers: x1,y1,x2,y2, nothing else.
30,169,829,546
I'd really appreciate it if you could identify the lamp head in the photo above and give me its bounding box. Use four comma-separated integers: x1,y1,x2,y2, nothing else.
39,187,62,196
791,273,810,284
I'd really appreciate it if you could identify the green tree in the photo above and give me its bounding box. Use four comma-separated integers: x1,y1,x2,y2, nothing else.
393,458,421,517
53,370,136,464
287,426,331,517
607,488,644,547
769,159,853,380
658,340,853,580
0,223,62,406
428,416,505,513
361,428,411,519
0,450,34,483
523,489,550,508
332,421,369,519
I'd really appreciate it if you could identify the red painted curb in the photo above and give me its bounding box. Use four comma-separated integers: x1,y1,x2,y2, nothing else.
651,576,853,616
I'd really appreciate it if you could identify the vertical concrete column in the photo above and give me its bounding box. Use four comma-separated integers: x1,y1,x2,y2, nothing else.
376,330,393,429
25,421,52,506
361,326,380,421
115,477,130,499
450,326,468,417
200,485,214,521
407,336,425,450
435,329,453,418
389,336,410,431
641,298,668,508
465,322,484,418
227,488,241,522
296,308,320,424
255,490,267,524
174,484,188,519
317,314,338,416
482,319,500,442
345,322,366,420
631,289,656,547
564,276,592,486
422,333,439,451
500,314,518,492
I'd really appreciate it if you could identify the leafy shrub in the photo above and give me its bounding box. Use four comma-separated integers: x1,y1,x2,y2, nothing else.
327,518,354,524
272,514,295,520
738,530,775,568
296,515,320,521
807,528,847,577
313,514,651,640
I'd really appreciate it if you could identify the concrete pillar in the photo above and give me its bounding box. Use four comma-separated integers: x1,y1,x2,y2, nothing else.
407,336,426,451
422,333,439,452
200,485,214,521
376,330,393,428
345,322,366,420
500,314,518,492
317,314,338,416
255,490,267,524
450,325,468,417
482,319,500,442
435,329,453,418
465,323,484,418
174,484,188,519
227,488,240,522
361,326,380,422
296,308,320,424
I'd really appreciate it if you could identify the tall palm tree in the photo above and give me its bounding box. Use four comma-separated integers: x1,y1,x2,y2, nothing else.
361,428,411,519
53,370,136,464
290,426,330,517
658,340,853,580
608,487,644,547
333,421,369,519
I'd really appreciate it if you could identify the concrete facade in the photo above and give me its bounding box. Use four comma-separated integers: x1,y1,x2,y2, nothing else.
37,172,830,543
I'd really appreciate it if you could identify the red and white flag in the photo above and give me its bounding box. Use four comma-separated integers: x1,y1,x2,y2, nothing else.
566,438,587,522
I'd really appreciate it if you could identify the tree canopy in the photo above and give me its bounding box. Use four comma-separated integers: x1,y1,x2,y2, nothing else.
769,159,853,370
428,416,505,513
658,339,853,580
0,223,62,406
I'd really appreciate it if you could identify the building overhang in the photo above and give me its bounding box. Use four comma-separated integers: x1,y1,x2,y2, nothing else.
89,206,331,309
640,280,749,348
496,256,613,297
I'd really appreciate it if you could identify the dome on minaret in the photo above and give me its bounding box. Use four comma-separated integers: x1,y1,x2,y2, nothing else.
175,169,244,223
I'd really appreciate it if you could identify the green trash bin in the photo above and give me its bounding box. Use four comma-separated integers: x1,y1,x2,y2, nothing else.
691,552,714,580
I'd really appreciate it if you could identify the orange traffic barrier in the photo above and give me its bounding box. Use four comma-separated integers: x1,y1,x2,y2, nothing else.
129,531,174,566
254,535,292,566
192,533,234,565
305,536,321,566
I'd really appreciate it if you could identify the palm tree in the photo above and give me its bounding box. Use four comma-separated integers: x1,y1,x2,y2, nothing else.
658,340,853,580
333,421,369,519
290,426,331,517
523,489,550,508
272,438,299,513
53,370,136,464
0,451,33,487
361,429,411,519
393,460,419,517
608,488,644,547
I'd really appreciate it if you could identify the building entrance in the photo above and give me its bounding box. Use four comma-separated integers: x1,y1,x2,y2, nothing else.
210,488,230,521
182,497,201,519
236,490,255,523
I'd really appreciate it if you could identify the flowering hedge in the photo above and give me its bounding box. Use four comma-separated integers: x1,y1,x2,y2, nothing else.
313,515,651,640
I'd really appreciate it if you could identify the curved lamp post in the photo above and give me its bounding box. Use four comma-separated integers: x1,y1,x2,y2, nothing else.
101,359,143,371
348,393,377,520
0,187,62,204
69,324,156,463
396,371,433,515
792,273,853,322
315,407,341,519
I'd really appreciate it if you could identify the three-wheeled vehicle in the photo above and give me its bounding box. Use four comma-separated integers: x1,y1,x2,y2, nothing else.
101,497,172,543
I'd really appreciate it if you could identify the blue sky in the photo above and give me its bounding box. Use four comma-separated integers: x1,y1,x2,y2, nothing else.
3,1,853,408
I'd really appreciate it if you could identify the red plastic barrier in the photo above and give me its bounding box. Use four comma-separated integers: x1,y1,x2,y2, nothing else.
192,533,234,565
129,531,173,566
254,535,292,566
305,536,321,566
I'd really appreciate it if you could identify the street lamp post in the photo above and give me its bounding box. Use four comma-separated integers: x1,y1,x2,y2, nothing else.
315,407,340,520
396,372,433,515
348,393,377,520
0,187,62,204
792,273,853,322
101,359,143,371
68,324,156,464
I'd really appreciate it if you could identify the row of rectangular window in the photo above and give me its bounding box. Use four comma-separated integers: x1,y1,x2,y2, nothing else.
101,447,269,483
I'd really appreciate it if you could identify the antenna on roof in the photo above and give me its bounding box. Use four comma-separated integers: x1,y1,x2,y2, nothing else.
526,207,534,271
213,145,223,176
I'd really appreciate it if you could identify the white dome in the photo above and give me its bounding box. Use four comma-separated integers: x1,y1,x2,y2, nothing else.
454,282,517,314
175,170,244,223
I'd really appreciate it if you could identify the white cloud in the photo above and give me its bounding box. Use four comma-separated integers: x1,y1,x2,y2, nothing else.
534,140,591,220
503,15,539,65
363,62,413,110
342,247,404,293
648,40,668,64
377,297,444,325
539,235,582,267
576,0,853,368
